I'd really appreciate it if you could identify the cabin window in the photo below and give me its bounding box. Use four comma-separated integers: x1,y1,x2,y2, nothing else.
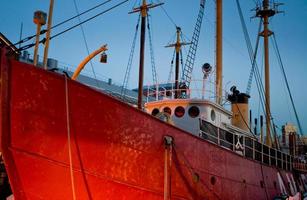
244,137,253,159
263,145,270,165
151,108,159,116
174,106,185,118
287,155,291,170
211,109,216,121
282,153,287,170
188,106,200,118
270,148,276,166
163,107,172,115
254,141,262,162
200,120,218,144
277,151,282,168
219,129,233,149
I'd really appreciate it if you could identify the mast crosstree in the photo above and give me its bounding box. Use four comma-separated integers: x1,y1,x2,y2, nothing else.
165,27,191,99
129,0,163,109
255,0,282,147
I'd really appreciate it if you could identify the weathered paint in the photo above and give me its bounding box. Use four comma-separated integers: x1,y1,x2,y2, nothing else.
0,53,303,199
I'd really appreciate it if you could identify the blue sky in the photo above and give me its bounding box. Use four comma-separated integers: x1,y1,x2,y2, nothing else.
1,0,307,134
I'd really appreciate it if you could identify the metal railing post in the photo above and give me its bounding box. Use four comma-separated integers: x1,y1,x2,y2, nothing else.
217,128,220,145
253,140,255,160
261,144,263,163
243,136,245,157
275,150,277,167
156,83,159,101
268,147,271,166
232,133,235,151
281,152,283,170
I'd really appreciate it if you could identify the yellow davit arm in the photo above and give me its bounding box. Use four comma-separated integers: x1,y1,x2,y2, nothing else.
71,44,108,80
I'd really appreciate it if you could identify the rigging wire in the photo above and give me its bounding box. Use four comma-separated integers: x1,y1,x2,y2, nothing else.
72,0,100,88
13,0,112,47
156,0,177,28
179,34,187,73
180,49,184,76
270,34,293,123
147,14,158,85
121,14,141,97
167,48,176,83
18,0,130,51
236,0,277,141
271,34,304,135
257,45,264,123
132,0,139,8
234,102,258,138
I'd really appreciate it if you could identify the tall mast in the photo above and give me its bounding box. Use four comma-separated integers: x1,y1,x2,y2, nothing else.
256,0,276,147
263,0,272,147
43,0,55,69
138,0,146,110
165,27,190,99
129,0,163,109
175,27,180,99
215,0,223,105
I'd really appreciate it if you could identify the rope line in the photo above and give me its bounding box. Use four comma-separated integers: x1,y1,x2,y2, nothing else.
64,76,77,200
234,103,257,138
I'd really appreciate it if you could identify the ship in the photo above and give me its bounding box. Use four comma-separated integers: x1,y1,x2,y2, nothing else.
1,0,307,199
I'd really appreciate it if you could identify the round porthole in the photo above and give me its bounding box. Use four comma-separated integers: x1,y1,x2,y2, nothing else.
210,176,216,185
163,107,172,115
151,108,159,116
193,173,200,183
175,106,185,118
211,109,216,121
188,106,200,118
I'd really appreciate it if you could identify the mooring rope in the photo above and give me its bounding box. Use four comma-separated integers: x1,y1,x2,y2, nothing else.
64,76,77,200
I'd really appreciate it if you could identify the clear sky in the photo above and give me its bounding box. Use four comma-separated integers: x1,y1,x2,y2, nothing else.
1,0,307,134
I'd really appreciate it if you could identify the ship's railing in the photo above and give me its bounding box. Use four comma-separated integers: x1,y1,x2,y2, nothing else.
199,125,293,171
145,79,220,102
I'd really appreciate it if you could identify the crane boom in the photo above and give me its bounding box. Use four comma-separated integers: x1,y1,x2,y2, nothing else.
181,0,206,87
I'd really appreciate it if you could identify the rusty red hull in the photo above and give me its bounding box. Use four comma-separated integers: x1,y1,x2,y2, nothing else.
0,55,303,199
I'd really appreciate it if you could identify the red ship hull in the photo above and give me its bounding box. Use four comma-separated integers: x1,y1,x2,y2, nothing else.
0,53,304,199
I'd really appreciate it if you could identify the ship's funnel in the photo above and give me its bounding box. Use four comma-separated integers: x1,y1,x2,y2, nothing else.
228,86,250,132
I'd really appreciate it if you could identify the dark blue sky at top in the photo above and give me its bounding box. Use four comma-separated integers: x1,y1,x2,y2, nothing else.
1,0,307,134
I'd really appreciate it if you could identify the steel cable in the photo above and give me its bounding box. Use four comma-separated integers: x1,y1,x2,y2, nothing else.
18,0,129,51
13,0,112,47
72,0,100,89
